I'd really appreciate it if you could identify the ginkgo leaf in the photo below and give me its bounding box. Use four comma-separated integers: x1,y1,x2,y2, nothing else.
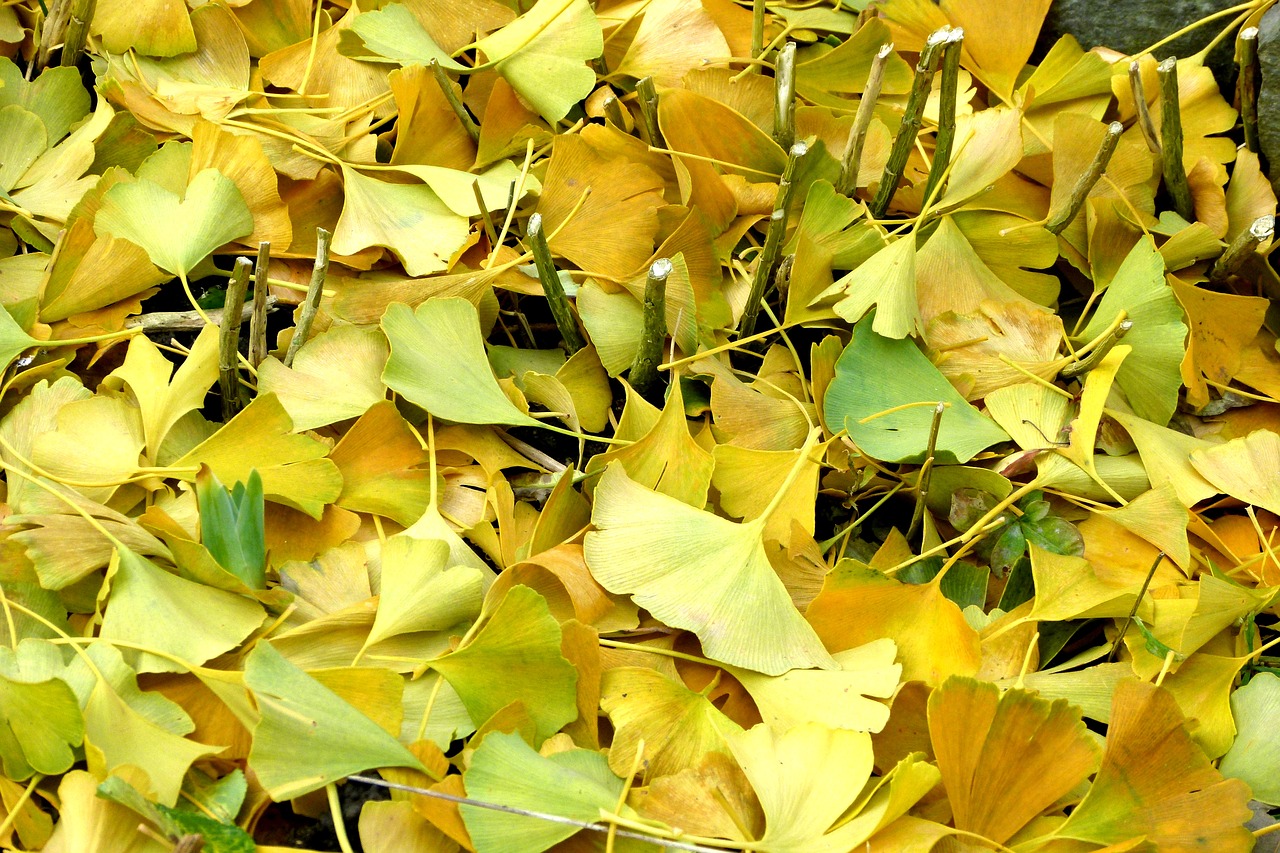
244,641,427,801
473,0,603,123
585,459,836,675
599,666,742,780
1218,672,1280,805
104,324,218,463
332,165,469,276
256,325,389,431
1189,429,1280,516
728,640,901,733
461,731,625,853
1077,238,1187,426
0,105,46,192
612,0,730,86
824,313,1009,464
427,584,578,742
93,169,253,280
174,394,343,520
0,303,42,376
1171,279,1268,409
382,298,541,428
99,546,265,675
0,642,82,779
726,722,877,853
827,235,919,339
329,401,435,526
928,676,1099,845
1055,679,1253,851
362,537,483,652
347,3,468,71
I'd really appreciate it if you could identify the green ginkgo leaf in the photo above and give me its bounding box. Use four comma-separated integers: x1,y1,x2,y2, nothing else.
462,731,626,853
244,641,427,801
0,104,47,191
346,4,468,71
1077,237,1187,426
381,298,542,429
0,671,82,779
94,168,253,281
584,457,838,676
0,303,41,375
826,235,920,339
99,546,266,675
473,0,602,123
823,313,1010,464
427,584,578,743
360,537,484,653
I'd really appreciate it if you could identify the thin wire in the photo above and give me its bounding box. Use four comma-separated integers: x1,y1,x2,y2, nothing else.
344,776,743,853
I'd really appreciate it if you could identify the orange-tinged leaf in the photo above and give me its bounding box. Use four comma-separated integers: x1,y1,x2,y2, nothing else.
928,676,1099,844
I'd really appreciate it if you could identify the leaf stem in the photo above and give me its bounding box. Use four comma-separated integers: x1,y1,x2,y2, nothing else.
1046,121,1123,235
219,257,252,422
430,59,480,143
526,212,586,353
837,43,893,195
628,258,672,400
1108,551,1164,662
772,42,796,150
739,141,807,338
1210,214,1274,281
1128,61,1161,153
922,28,965,203
0,774,42,842
472,179,499,247
870,26,950,218
1238,26,1261,153
1157,58,1195,221
327,783,357,853
283,227,331,368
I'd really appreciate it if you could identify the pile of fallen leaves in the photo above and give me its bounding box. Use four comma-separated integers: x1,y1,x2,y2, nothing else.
3,0,1280,849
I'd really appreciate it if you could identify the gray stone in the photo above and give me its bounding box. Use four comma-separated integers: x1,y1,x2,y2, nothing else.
1257,5,1280,180
1037,0,1240,88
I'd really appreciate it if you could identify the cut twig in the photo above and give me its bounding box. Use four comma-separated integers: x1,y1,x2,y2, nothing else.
837,43,893,196
283,227,331,368
218,257,253,422
1061,319,1132,379
1108,551,1165,662
906,401,945,542
602,92,627,130
751,0,766,73
58,0,95,68
126,297,279,334
527,213,586,353
923,28,965,203
1210,214,1275,282
773,42,797,151
628,258,672,400
636,77,663,147
37,0,71,71
1239,26,1261,155
870,27,950,218
1045,121,1123,235
430,59,480,143
1157,57,1195,221
472,180,498,247
739,141,807,338
248,241,271,368
1128,61,1161,153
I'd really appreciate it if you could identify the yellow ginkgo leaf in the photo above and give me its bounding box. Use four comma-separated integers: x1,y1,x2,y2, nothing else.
612,0,730,87
599,666,741,780
726,722,877,853
928,676,1099,846
584,449,838,676
256,325,389,432
827,234,919,340
1189,429,1280,516
361,537,484,654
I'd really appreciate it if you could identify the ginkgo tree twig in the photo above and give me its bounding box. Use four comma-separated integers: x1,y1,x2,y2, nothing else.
751,0,766,72
636,76,663,147
430,59,479,142
837,42,893,195
1045,121,1123,235
248,241,271,368
527,213,586,353
870,26,950,218
1238,26,1261,154
1210,214,1274,281
1108,551,1165,662
1128,61,1161,153
772,42,797,150
628,258,672,399
906,401,945,542
58,0,95,68
218,257,253,422
739,141,806,338
1158,57,1196,221
923,27,965,202
283,227,331,368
